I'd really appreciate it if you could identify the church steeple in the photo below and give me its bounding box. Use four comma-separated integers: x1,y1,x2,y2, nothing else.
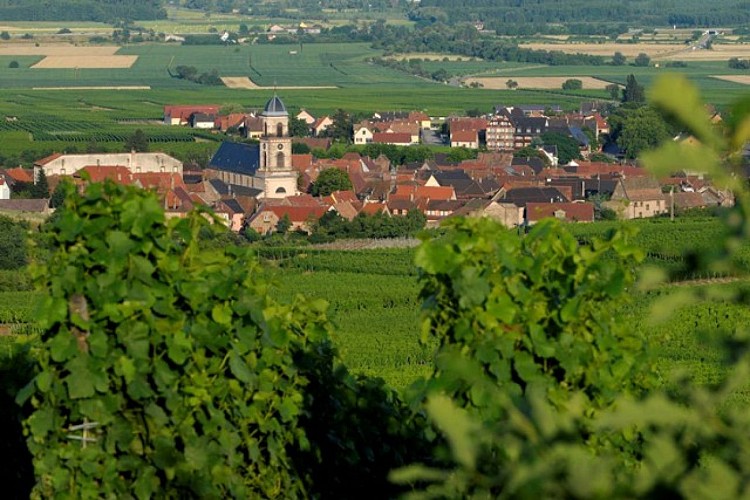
256,93,297,198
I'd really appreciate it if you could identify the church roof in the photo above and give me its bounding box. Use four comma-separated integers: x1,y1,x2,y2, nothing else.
262,95,288,117
208,141,260,175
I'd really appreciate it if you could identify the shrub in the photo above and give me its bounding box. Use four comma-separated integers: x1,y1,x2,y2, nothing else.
8,60,19,68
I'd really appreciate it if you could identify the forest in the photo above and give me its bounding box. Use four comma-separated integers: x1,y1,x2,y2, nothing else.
0,0,166,21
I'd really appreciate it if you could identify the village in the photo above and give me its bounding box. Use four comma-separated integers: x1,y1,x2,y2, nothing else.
0,94,734,235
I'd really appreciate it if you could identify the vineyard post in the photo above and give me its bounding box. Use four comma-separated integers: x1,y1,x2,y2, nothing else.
670,186,674,221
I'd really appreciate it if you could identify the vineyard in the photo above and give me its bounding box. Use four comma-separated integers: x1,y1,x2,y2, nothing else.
2,216,750,392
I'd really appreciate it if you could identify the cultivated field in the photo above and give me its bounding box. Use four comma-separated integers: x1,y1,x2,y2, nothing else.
523,42,750,61
387,53,481,61
220,76,337,90
465,76,614,89
0,45,138,68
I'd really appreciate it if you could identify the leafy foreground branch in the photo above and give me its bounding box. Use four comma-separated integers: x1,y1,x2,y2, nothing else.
18,181,427,499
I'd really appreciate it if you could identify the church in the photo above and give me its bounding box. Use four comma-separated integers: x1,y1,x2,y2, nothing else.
205,94,299,199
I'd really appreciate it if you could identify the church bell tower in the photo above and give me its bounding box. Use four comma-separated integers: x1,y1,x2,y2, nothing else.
256,94,298,198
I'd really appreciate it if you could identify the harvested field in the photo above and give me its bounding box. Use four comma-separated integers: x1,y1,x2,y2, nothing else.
465,76,614,90
221,76,337,90
523,42,750,61
32,56,138,69
710,75,750,85
221,76,258,89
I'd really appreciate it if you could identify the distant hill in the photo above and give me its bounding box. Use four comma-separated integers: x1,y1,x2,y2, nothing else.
0,0,166,22
415,0,750,28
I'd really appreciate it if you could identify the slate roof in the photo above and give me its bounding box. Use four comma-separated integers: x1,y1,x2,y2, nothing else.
511,156,546,175
499,187,568,205
209,141,260,175
263,95,288,117
0,198,49,212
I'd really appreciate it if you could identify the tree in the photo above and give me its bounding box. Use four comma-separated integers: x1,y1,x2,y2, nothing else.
505,79,518,89
611,51,626,66
622,74,645,104
0,31,9,40
32,169,49,198
124,129,149,152
328,109,353,143
561,78,583,90
49,182,66,209
540,131,582,164
8,61,19,68
0,215,28,270
292,142,311,154
289,116,310,137
276,213,292,234
634,52,651,67
617,106,670,158
606,83,620,100
310,168,353,197
238,23,249,36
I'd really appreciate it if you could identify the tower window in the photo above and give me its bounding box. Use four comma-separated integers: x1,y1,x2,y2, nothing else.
277,123,283,137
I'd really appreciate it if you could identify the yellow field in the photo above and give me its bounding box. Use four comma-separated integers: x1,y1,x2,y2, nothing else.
523,42,750,61
710,75,750,85
32,56,138,69
465,76,615,90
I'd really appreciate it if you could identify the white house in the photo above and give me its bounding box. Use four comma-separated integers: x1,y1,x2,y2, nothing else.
354,124,374,145
0,178,10,200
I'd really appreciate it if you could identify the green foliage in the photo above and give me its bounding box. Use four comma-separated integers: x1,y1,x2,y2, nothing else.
562,78,583,90
124,129,148,152
622,74,645,103
0,215,28,270
541,131,582,164
310,167,353,196
634,52,651,67
616,106,671,159
412,217,652,415
611,51,626,66
21,181,332,498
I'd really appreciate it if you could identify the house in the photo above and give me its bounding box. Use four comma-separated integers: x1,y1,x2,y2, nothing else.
452,199,524,228
3,167,34,184
74,166,134,185
312,116,333,136
673,191,708,211
216,113,247,132
373,132,412,146
247,203,328,235
164,105,220,126
512,116,549,149
244,116,264,139
0,178,10,200
296,109,316,125
190,113,216,129
605,177,667,219
495,186,569,205
354,123,375,145
0,198,50,215
525,202,595,225
450,130,479,149
34,152,183,178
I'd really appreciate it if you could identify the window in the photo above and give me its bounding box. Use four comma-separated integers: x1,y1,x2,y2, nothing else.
276,152,285,168
275,187,286,194
646,204,650,210
277,123,283,137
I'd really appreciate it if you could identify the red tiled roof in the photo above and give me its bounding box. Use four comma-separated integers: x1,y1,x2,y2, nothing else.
526,202,594,222
292,154,313,170
5,167,33,183
132,172,185,191
75,166,133,184
372,132,411,144
360,202,389,215
34,152,63,166
449,117,488,131
164,105,220,122
393,185,456,201
451,130,478,143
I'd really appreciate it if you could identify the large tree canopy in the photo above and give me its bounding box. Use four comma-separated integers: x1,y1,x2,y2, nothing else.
310,168,353,196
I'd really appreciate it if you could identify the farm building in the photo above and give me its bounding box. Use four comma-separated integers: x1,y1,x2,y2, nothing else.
34,152,184,178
